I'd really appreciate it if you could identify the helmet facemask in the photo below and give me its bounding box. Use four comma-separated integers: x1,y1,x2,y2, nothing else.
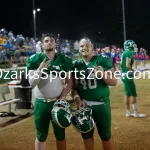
71,106,95,133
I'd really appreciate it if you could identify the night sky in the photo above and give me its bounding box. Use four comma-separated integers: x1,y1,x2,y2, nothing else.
0,0,150,50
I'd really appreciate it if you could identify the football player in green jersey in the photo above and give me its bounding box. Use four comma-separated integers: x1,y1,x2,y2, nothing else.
72,37,117,150
121,40,146,118
26,33,73,150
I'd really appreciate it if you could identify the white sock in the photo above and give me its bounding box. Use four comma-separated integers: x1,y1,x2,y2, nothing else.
126,109,131,113
132,103,137,112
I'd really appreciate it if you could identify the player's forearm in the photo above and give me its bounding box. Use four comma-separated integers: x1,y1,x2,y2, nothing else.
60,78,73,98
71,89,79,97
103,74,117,86
126,57,132,70
126,65,132,71
71,78,81,101
28,69,42,88
71,89,81,103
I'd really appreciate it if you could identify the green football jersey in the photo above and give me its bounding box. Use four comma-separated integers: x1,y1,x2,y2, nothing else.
121,50,134,73
26,53,73,72
73,55,113,101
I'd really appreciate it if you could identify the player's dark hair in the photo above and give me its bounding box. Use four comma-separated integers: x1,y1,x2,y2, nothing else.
42,33,56,42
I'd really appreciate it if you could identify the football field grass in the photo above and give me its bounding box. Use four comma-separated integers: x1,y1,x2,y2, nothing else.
0,77,150,150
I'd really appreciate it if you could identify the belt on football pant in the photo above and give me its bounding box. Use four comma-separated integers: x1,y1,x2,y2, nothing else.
83,99,105,106
36,97,57,102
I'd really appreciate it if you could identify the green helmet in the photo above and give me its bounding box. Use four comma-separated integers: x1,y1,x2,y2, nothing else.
51,100,72,128
124,40,137,51
71,106,95,133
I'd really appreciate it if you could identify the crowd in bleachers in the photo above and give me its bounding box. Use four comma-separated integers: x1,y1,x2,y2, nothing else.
0,28,36,67
0,28,149,69
0,28,82,67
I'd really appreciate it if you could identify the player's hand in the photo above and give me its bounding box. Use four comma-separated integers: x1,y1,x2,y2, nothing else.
39,58,51,71
59,96,66,101
93,66,104,78
75,97,85,109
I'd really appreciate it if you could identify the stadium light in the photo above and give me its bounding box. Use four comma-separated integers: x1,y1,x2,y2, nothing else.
37,8,40,12
121,0,126,42
32,0,41,40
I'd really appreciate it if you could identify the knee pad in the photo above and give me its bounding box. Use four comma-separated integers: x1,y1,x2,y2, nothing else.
98,128,111,141
37,132,48,142
54,129,65,141
81,128,94,139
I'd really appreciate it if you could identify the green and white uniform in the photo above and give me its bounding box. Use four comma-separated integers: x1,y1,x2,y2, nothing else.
73,55,113,141
121,50,137,96
26,53,73,142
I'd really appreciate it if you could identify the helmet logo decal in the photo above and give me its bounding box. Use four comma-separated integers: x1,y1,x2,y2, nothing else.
78,116,88,125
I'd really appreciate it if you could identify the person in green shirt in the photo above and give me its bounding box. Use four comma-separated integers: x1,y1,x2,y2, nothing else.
121,40,146,118
26,33,73,150
72,37,117,150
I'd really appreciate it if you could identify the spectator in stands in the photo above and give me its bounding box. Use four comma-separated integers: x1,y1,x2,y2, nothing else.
0,34,7,45
18,35,25,47
74,40,79,50
0,46,12,66
8,31,14,39
35,41,42,54
0,46,4,63
64,43,72,56
5,37,13,50
63,39,69,48
29,38,36,50
10,40,18,51
0,28,7,36
13,46,24,66
21,46,29,65
16,35,20,44
24,37,30,45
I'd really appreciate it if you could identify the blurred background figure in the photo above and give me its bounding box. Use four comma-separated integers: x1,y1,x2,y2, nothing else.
115,48,121,71
133,47,139,70
139,48,145,70
104,47,111,57
96,48,101,56
56,34,61,53
74,40,79,50
35,41,42,54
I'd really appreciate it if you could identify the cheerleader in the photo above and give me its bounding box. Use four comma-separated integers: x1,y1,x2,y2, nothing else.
115,48,122,71
111,48,117,70
133,48,139,70
96,48,101,56
104,47,111,57
139,48,145,70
